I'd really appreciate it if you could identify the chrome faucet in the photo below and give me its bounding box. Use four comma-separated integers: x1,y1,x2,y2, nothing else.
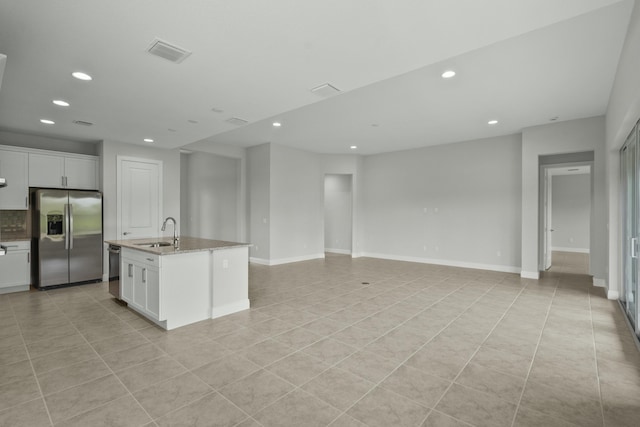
161,217,179,246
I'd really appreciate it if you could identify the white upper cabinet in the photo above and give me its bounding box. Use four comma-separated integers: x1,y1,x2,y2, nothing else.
28,153,65,188
0,149,29,209
65,157,99,189
29,152,98,190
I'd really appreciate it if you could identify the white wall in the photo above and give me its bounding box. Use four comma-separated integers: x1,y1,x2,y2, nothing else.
247,144,271,260
181,152,240,242
521,116,606,280
324,174,352,253
361,134,522,272
100,140,181,277
551,174,591,252
606,0,640,298
269,143,324,262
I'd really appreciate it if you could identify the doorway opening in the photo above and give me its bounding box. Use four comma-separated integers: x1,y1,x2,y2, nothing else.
323,174,353,256
539,161,593,275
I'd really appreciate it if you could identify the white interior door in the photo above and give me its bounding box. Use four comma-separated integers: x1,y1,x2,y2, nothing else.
117,157,162,240
542,169,553,270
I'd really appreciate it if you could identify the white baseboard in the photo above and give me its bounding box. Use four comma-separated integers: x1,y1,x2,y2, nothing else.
0,284,30,295
359,252,521,274
351,252,364,258
325,248,352,255
211,299,251,320
250,253,325,266
607,289,620,300
593,278,606,288
552,247,590,254
520,271,540,280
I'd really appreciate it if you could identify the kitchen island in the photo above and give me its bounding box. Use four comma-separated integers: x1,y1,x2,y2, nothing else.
105,237,250,330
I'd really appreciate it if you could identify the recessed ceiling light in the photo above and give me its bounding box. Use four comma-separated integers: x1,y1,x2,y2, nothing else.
187,119,198,124
71,71,92,81
550,116,559,121
40,119,55,125
273,122,281,127
350,146,358,150
53,100,70,107
488,120,498,125
143,138,154,143
371,124,379,127
168,128,177,132
441,70,456,79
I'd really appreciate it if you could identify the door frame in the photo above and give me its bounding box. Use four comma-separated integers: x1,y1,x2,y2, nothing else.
116,156,163,240
323,173,354,256
538,161,593,273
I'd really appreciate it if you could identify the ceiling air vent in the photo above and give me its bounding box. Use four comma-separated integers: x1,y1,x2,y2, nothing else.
310,83,341,98
225,117,249,126
73,120,93,126
147,38,192,64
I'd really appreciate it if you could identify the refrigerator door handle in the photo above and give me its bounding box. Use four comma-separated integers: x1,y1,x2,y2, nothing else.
64,203,70,250
68,203,74,249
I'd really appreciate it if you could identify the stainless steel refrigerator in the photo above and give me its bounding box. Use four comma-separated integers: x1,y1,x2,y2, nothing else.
32,189,103,289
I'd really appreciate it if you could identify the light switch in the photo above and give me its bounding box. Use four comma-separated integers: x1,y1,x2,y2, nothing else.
222,259,229,269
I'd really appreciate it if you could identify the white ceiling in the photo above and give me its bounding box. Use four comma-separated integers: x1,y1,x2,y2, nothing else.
0,0,634,155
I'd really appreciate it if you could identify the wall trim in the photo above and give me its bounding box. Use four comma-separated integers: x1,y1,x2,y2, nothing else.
593,278,606,288
359,252,521,274
521,270,540,280
250,253,325,266
607,289,620,300
325,248,352,255
552,247,590,254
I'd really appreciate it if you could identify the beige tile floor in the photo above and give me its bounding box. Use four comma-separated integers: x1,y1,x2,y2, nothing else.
1,252,640,426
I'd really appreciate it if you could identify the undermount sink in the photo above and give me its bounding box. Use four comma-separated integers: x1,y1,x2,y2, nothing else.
135,241,173,248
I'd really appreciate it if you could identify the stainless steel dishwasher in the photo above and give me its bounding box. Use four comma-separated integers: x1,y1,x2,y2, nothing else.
107,244,122,300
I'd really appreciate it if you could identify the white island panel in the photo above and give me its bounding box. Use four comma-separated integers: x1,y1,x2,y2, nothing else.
162,250,211,330
212,246,250,319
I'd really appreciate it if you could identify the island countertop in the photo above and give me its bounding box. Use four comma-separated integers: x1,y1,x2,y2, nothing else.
105,236,250,256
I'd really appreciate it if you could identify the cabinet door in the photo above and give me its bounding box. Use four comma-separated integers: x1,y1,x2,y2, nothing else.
145,267,161,320
29,153,65,188
65,157,98,190
132,264,147,311
0,150,29,209
120,259,134,303
0,251,30,289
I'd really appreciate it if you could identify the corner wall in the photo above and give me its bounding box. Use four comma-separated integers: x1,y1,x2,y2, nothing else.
606,0,640,299
521,116,607,280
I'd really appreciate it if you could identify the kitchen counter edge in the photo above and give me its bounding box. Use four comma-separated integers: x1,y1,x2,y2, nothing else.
104,237,251,256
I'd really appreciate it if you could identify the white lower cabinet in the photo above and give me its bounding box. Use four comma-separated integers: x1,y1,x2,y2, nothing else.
120,248,212,329
0,241,31,294
121,251,163,322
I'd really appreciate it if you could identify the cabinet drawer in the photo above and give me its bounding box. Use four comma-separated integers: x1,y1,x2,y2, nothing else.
121,248,161,267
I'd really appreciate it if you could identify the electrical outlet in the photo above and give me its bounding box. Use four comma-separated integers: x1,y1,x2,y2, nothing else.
497,250,501,257
222,259,229,269
423,245,427,251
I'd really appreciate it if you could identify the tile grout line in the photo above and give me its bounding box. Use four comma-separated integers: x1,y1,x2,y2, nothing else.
422,279,531,427
44,284,160,425
9,291,56,427
508,280,559,427
589,286,607,427
322,276,512,426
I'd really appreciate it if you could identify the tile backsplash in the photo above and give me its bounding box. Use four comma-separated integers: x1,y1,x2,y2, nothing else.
0,210,30,241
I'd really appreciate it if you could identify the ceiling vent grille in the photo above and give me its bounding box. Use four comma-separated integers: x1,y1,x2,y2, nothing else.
147,38,192,63
73,120,93,126
310,83,341,98
225,117,249,126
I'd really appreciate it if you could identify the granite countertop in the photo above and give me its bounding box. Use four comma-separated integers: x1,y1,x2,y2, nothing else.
105,236,250,256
